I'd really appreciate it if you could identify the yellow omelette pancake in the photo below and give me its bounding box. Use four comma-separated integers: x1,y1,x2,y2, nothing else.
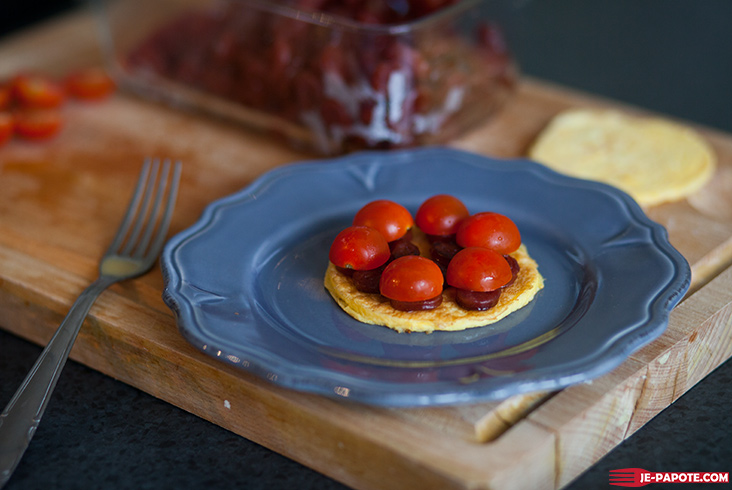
324,229,544,333
528,109,716,207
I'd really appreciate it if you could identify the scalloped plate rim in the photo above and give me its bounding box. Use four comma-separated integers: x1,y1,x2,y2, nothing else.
161,147,690,406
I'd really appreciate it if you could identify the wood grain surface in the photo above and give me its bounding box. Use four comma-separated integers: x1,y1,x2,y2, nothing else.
1,9,731,490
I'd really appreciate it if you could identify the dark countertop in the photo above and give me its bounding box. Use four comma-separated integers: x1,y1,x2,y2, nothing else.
2,1,732,489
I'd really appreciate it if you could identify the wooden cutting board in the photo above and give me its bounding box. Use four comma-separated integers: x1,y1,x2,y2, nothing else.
2,10,732,490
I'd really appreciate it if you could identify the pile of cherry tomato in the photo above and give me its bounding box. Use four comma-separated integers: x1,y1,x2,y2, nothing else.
0,68,116,146
329,195,522,312
125,1,514,153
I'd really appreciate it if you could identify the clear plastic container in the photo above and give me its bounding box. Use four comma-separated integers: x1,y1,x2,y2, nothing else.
96,0,518,154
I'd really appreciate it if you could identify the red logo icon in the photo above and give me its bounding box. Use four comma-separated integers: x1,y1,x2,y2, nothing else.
609,468,650,487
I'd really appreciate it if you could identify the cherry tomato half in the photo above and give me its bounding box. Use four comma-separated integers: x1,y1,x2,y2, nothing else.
0,112,14,146
446,247,512,292
66,68,116,100
329,225,390,271
0,84,12,110
455,212,521,254
14,109,63,140
415,194,469,237
353,199,414,242
12,74,66,108
379,255,443,302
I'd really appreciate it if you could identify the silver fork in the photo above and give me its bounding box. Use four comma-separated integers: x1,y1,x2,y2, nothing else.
0,158,181,487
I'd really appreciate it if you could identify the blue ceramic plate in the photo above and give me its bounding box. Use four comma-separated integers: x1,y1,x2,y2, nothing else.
161,148,690,406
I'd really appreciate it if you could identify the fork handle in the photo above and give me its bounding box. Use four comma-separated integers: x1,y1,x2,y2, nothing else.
0,276,115,487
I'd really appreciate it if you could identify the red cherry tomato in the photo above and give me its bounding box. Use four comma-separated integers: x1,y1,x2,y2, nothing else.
13,109,63,140
379,255,443,302
456,212,521,254
66,68,116,100
329,226,390,271
12,74,66,108
415,194,469,236
353,199,414,242
0,84,12,110
446,247,512,292
0,112,14,145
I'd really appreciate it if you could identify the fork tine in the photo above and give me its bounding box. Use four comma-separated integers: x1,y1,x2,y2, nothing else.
121,158,161,256
132,159,172,258
146,160,182,260
107,158,153,254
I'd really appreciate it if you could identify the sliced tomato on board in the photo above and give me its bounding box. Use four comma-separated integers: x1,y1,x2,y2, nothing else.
65,68,116,100
0,112,14,145
0,84,12,110
14,109,63,140
12,74,66,108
